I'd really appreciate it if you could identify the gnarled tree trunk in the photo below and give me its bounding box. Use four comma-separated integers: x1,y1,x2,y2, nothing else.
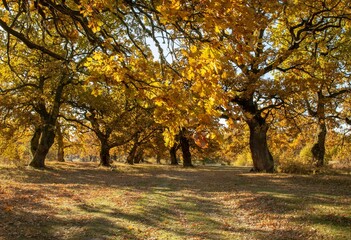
29,76,68,168
247,118,274,172
127,143,138,165
29,124,56,168
30,126,42,157
237,97,274,173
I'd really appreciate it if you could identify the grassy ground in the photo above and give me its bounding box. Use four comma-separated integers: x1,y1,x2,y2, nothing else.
0,162,350,240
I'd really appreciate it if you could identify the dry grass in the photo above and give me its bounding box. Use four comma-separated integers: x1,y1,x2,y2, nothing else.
0,162,350,240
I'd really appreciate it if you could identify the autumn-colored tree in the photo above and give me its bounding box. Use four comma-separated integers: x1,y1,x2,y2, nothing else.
2,0,351,173
65,82,139,166
0,0,100,168
0,43,74,168
0,0,166,168
54,118,77,163
156,0,351,172
277,23,351,167
124,109,161,165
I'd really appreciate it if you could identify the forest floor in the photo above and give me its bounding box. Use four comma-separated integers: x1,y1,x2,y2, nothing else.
0,162,350,240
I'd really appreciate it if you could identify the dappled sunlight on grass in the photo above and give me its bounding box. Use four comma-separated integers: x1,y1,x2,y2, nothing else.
1,162,350,239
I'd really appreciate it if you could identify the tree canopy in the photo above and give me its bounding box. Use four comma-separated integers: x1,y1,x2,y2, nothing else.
1,0,351,172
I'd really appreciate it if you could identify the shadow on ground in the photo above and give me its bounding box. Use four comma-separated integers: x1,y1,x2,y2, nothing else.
0,163,350,239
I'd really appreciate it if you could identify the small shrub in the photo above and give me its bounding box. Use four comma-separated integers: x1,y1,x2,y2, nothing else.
276,157,316,174
233,150,252,167
275,146,316,174
298,144,314,164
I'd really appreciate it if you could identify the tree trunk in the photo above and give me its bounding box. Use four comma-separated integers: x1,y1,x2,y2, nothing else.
99,140,111,167
235,96,274,173
180,134,193,167
134,149,144,163
127,143,138,165
170,143,178,165
30,126,42,157
247,118,274,172
312,119,327,167
29,76,67,169
156,151,161,164
311,91,327,168
57,125,65,162
29,124,56,168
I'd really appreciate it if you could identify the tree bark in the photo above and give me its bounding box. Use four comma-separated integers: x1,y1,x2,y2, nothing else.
156,151,161,164
311,91,327,167
29,76,68,168
247,118,274,172
126,143,138,165
134,149,144,163
29,124,56,168
236,97,274,173
180,133,193,167
99,140,111,167
30,126,42,157
57,125,65,162
170,143,178,165
311,120,327,167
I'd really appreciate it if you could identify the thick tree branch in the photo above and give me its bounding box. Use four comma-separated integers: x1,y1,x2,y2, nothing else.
0,19,66,61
